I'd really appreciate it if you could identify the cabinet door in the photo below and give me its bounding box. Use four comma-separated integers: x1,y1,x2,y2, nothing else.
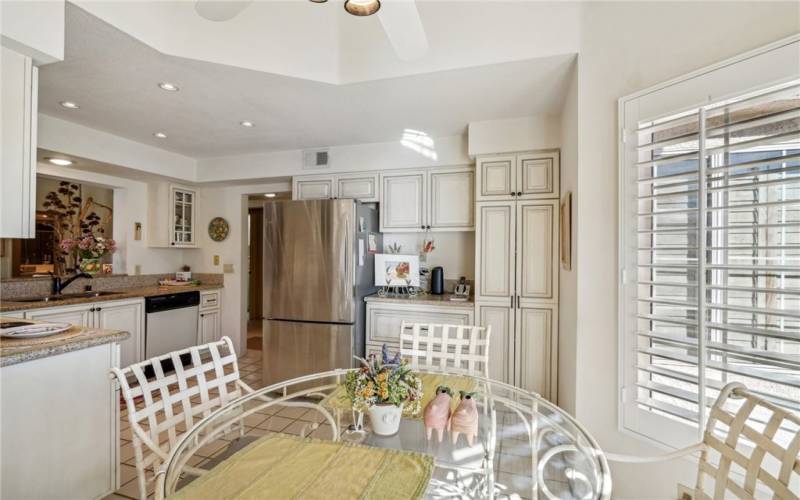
428,168,474,231
516,200,558,304
26,304,93,326
1,48,37,238
517,152,559,199
365,302,473,346
170,186,197,247
293,177,334,200
336,173,378,202
515,305,556,400
95,300,143,369
475,202,515,303
476,303,513,384
199,310,220,344
476,155,515,201
380,171,426,232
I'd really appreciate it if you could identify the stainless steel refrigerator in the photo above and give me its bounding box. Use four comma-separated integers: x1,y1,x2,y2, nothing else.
262,199,380,387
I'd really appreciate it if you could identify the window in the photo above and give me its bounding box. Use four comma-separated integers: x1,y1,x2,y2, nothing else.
620,38,800,448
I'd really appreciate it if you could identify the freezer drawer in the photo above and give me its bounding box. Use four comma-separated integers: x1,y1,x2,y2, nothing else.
263,320,353,388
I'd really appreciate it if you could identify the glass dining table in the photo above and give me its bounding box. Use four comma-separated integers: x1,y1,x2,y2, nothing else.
155,369,612,500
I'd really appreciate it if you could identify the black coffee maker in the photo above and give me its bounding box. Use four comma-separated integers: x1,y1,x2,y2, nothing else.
430,266,445,295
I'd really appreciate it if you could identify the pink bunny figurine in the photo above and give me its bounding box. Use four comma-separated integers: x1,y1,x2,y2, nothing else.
423,386,452,442
449,391,479,446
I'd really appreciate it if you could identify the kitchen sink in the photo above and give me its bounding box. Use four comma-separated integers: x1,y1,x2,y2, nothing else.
5,291,124,303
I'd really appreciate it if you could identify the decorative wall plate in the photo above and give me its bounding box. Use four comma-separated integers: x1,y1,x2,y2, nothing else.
208,217,230,241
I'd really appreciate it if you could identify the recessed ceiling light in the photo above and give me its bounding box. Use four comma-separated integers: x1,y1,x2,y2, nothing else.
158,82,179,92
240,121,255,127
60,101,80,109
344,0,380,16
47,158,73,166
154,132,167,139
264,193,276,198
309,0,327,3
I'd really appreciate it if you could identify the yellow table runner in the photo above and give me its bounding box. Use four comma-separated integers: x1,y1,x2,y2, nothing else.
322,372,478,418
170,434,433,500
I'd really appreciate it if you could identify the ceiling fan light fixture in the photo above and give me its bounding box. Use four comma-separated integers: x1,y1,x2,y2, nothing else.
344,0,380,16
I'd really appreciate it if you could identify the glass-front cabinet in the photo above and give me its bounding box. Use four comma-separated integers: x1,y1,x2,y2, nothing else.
170,186,196,247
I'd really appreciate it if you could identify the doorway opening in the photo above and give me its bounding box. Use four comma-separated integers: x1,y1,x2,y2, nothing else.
246,192,289,350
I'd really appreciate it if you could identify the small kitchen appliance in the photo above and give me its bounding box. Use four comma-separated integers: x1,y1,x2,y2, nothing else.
430,266,444,295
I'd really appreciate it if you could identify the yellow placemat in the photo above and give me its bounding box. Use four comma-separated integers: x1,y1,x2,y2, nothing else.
321,372,478,418
170,434,433,500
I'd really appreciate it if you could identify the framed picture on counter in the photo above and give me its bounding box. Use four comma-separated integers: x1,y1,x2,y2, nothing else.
374,254,420,287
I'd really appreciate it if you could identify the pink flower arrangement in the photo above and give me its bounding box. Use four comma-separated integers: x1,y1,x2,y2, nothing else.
60,235,116,259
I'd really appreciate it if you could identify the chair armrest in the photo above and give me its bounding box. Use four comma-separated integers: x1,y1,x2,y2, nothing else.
606,442,705,463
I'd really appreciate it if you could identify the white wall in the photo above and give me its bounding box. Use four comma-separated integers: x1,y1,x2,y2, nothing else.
196,134,469,182
573,3,800,498
557,64,578,416
0,0,64,64
467,115,562,157
185,181,291,355
383,232,475,281
38,163,190,275
38,114,197,182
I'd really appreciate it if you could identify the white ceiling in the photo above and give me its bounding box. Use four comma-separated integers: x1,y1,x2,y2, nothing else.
38,3,576,159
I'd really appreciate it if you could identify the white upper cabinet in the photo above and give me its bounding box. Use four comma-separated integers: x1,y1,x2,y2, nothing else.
336,173,379,202
293,176,334,200
292,173,378,202
476,151,559,201
516,200,559,304
1,47,38,238
148,183,198,248
380,166,474,232
380,170,427,231
428,168,474,230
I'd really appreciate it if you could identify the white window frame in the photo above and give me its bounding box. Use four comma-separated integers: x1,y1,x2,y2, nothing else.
618,34,800,449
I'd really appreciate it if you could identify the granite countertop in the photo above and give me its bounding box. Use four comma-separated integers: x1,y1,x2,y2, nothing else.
0,320,130,367
364,292,474,308
0,284,223,313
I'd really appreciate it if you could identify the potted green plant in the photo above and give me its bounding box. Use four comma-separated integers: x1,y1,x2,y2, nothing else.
344,345,423,436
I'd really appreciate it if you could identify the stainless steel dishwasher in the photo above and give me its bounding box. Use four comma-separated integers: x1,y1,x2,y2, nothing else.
145,291,200,359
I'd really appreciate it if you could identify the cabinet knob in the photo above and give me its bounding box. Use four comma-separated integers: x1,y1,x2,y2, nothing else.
89,307,95,312
96,307,102,312
171,242,175,246
200,313,204,317
517,191,522,196
427,225,431,230
510,191,516,197
421,225,425,229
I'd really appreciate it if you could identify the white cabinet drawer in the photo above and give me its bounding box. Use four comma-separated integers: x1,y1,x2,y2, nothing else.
200,290,221,311
365,302,474,346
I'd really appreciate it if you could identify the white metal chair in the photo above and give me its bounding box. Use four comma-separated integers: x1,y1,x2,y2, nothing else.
399,321,492,378
608,382,800,500
110,336,258,500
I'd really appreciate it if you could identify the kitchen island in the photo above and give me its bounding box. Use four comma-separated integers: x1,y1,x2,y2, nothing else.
0,320,129,499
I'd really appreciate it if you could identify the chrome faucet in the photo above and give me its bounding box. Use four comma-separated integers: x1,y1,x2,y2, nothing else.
51,271,92,295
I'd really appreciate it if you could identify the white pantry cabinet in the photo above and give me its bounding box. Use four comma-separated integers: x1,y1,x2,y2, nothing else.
21,299,144,368
474,150,560,400
380,167,474,232
1,47,38,238
148,183,198,248
292,172,379,202
476,151,559,201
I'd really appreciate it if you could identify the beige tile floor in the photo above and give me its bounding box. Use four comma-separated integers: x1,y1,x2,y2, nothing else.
105,349,570,500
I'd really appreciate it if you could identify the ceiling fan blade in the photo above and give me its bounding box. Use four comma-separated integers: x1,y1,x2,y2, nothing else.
377,0,429,61
194,0,254,22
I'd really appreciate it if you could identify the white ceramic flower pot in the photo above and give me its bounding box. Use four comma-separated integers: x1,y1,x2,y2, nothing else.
368,403,404,436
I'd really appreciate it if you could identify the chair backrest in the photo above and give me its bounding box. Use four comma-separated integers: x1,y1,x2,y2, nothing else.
399,322,491,378
695,382,800,500
110,336,244,499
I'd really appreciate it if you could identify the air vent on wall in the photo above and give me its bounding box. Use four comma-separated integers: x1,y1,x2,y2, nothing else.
303,149,330,170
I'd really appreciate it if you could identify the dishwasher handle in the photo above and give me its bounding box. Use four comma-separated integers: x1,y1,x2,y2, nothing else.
145,291,200,313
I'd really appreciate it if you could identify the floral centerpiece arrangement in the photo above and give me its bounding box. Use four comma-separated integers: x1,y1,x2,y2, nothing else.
345,345,423,436
60,235,117,275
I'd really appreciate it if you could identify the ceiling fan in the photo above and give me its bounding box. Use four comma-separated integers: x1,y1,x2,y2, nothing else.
194,0,428,61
